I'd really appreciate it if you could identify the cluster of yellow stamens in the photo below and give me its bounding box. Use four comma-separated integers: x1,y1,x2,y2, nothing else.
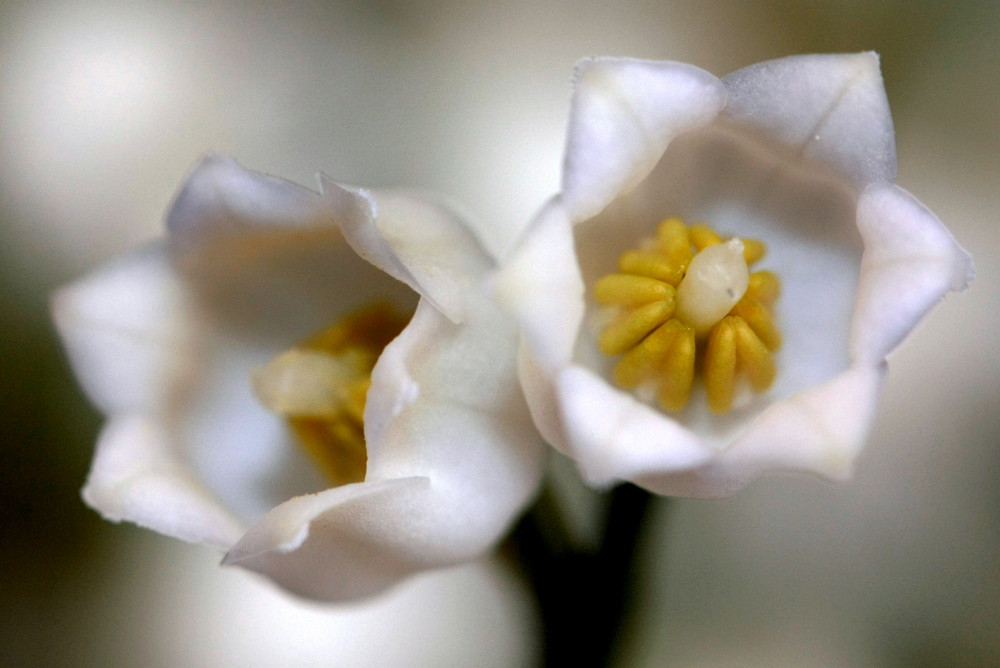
252,303,408,485
593,217,781,414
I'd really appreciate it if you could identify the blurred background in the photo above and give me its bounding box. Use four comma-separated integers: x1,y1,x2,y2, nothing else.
1,1,997,665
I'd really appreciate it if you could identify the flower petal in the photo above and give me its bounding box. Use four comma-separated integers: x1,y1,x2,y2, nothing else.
327,180,494,324
167,155,335,245
84,415,245,549
222,477,434,600
557,366,712,488
51,241,200,416
721,364,885,481
226,282,545,600
494,200,583,450
627,365,886,498
723,52,896,187
851,184,974,364
563,58,726,222
495,199,583,372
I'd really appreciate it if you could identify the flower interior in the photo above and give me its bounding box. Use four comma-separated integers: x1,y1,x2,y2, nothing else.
252,302,409,486
593,217,781,414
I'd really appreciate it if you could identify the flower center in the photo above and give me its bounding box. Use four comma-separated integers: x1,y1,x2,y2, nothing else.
593,217,782,414
252,302,409,485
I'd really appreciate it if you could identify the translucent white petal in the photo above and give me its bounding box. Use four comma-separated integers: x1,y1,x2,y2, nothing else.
852,184,974,363
223,478,434,600
723,52,896,187
494,199,582,372
557,366,712,487
616,365,885,498
226,293,545,600
329,181,494,324
83,415,245,549
167,155,334,244
563,58,726,222
721,364,886,480
51,241,197,416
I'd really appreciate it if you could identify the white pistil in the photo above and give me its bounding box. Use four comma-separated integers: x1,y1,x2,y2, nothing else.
674,238,750,334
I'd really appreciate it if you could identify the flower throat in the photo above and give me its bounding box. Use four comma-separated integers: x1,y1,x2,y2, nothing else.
593,217,782,413
252,303,409,485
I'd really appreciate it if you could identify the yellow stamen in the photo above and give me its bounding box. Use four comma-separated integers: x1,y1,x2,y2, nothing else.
656,217,694,267
594,274,674,306
657,324,695,412
733,317,776,391
613,318,687,388
689,224,722,251
252,302,409,486
730,296,782,351
704,316,738,414
592,217,782,413
619,250,686,285
742,238,766,265
598,298,675,355
747,270,781,305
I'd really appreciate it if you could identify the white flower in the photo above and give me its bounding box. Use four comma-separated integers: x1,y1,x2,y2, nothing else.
53,155,544,600
497,54,972,498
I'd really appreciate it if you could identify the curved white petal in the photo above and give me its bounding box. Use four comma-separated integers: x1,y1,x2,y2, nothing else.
51,241,199,416
223,478,433,600
83,415,246,549
599,365,885,499
557,366,712,488
328,179,494,324
722,364,886,479
851,184,974,363
723,52,896,187
494,199,582,372
167,155,335,244
563,58,726,222
226,291,545,600
515,346,566,457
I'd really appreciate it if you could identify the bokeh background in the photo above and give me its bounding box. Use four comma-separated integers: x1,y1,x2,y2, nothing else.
2,1,997,665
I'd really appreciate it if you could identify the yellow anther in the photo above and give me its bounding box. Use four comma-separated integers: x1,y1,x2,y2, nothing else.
731,296,782,351
598,299,675,355
593,216,782,414
613,318,686,388
733,317,776,391
742,238,766,265
253,302,409,486
656,217,694,266
690,224,722,251
594,274,675,306
704,316,738,414
657,324,695,412
619,250,686,285
747,270,781,305
291,416,367,486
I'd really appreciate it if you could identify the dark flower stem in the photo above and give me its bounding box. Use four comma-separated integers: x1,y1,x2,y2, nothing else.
513,482,656,667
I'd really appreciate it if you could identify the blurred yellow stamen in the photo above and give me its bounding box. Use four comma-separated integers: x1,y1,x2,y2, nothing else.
619,250,686,285
593,217,782,414
252,302,408,485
